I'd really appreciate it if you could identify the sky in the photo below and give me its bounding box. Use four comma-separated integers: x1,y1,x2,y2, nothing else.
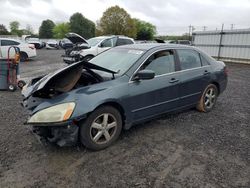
0,0,250,35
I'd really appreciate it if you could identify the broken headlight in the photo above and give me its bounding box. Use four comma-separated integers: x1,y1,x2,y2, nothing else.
28,102,75,123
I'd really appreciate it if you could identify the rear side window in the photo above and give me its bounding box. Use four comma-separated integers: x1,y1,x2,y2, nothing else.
116,38,133,46
200,54,210,66
1,40,20,46
177,49,202,70
141,50,176,76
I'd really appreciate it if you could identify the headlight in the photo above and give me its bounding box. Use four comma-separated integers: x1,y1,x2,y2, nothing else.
28,102,75,123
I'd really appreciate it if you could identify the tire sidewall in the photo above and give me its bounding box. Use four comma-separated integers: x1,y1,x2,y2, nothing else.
20,52,28,62
80,106,122,150
202,84,218,112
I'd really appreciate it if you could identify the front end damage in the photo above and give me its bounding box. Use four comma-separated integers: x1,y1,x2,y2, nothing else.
30,122,79,147
22,61,116,146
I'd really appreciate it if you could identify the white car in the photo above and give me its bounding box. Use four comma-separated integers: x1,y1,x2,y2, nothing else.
0,38,37,62
46,40,59,49
63,33,135,64
26,37,44,49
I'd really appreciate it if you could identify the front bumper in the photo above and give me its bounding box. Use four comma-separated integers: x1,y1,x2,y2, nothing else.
28,121,79,147
63,56,76,64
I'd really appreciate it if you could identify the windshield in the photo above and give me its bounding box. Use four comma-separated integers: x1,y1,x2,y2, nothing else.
87,37,104,47
89,48,144,76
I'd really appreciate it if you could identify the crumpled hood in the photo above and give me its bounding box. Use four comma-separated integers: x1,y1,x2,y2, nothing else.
65,32,89,45
22,61,117,98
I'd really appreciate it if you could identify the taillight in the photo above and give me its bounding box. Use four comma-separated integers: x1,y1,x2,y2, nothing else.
28,44,35,49
224,67,229,76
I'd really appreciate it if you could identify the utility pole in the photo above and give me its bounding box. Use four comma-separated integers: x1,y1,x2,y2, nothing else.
231,24,235,30
202,26,207,31
188,25,192,39
217,23,224,60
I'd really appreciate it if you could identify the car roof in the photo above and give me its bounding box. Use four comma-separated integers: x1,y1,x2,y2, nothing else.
91,35,133,40
116,43,194,51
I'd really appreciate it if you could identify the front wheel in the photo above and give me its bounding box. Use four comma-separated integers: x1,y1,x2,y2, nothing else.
196,84,218,112
83,55,94,61
80,106,122,150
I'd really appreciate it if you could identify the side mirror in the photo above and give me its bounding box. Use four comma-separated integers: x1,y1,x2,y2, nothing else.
99,43,104,48
133,70,155,81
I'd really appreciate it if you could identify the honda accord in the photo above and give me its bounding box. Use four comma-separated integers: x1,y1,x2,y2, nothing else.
22,44,228,150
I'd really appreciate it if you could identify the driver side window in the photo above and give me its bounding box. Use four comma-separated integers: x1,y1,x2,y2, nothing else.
141,50,176,76
101,38,113,48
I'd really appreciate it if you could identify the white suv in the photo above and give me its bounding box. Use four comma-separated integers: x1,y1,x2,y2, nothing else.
63,35,134,64
0,38,37,61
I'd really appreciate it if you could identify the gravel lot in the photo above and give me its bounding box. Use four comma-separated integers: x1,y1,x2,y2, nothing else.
0,49,249,188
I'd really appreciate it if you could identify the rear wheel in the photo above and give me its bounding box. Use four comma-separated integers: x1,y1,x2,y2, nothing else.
80,106,122,150
197,84,218,112
20,52,28,62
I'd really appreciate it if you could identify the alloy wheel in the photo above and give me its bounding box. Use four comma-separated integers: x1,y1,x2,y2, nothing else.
90,113,117,144
204,88,216,109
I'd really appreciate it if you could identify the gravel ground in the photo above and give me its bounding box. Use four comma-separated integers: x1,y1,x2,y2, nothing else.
0,49,249,188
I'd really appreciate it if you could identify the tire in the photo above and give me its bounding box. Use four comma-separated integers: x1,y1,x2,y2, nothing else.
196,84,218,112
20,52,28,62
83,55,94,61
17,80,26,89
80,106,122,150
8,84,17,92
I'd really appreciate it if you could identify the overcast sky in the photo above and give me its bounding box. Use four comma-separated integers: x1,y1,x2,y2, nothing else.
1,0,250,35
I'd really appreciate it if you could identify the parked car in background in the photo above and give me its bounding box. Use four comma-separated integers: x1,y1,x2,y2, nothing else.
26,37,44,49
22,43,227,150
63,34,134,64
0,38,36,61
59,38,73,49
62,32,92,58
46,40,59,49
168,40,191,45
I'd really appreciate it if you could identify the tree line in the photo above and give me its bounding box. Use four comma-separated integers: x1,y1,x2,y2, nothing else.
0,5,156,40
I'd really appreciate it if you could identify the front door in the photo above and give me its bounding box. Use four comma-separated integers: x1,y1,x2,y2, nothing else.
128,49,180,122
97,37,117,54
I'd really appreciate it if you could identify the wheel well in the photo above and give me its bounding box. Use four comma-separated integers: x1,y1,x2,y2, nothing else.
86,54,94,57
20,51,28,58
211,82,220,94
97,102,126,125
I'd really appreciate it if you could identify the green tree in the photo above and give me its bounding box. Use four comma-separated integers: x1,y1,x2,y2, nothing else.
53,22,70,39
133,19,156,40
0,24,9,35
69,12,95,39
9,21,20,35
39,19,55,38
99,6,136,38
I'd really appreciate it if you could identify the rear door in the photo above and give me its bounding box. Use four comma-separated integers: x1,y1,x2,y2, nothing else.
128,49,180,122
176,49,211,106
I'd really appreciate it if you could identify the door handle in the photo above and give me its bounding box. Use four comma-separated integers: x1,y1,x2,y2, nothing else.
203,70,210,75
169,78,179,83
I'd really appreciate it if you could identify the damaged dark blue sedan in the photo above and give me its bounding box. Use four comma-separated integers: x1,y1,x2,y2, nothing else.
22,44,228,150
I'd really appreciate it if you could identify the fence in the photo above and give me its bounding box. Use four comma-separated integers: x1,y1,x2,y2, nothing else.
192,28,250,64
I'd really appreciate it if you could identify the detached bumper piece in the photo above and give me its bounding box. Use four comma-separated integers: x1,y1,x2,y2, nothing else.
32,123,79,147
